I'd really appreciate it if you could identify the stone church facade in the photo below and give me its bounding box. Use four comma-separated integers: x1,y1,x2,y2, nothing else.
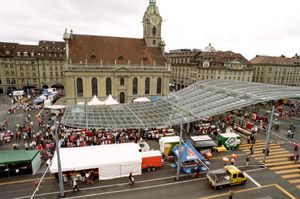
63,0,170,104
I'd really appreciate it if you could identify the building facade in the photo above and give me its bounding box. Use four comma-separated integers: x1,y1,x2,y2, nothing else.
63,0,170,104
165,45,253,90
251,55,300,87
0,41,65,94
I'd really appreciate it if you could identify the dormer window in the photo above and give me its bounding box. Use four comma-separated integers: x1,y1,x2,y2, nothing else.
203,60,210,68
118,55,123,61
31,52,34,57
90,55,96,60
23,52,28,56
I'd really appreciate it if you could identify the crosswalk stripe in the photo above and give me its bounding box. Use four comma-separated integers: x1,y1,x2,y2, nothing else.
281,174,300,179
240,140,265,144
240,145,282,151
288,179,300,184
270,164,300,171
265,158,288,163
251,151,289,158
239,143,276,148
255,154,291,160
256,148,286,152
275,169,300,174
266,161,295,167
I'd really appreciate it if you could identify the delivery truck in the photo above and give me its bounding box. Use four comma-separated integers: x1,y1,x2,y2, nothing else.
141,150,163,171
159,136,180,156
206,165,247,189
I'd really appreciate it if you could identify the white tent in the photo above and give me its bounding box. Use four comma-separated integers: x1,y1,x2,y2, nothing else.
105,94,119,105
45,105,66,115
88,95,105,105
133,97,151,103
50,143,142,180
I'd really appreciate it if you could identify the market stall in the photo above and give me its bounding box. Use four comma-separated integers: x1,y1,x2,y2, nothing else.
0,150,41,178
50,143,142,180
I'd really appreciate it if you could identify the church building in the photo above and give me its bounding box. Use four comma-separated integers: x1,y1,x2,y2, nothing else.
63,0,170,104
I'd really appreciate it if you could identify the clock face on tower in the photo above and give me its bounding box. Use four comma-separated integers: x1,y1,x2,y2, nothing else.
150,15,160,25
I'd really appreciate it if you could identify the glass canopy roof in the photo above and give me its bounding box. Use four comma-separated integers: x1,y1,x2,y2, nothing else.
62,80,300,129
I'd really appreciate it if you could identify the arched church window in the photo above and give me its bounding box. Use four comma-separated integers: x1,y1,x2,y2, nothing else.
132,77,138,95
152,40,156,45
157,77,162,94
76,77,83,97
106,77,112,96
145,77,150,94
91,78,98,96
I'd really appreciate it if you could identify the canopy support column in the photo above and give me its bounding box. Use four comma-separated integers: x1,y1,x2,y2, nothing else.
176,119,183,181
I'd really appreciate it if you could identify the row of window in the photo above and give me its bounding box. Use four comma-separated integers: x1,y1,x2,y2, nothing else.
173,67,253,76
0,78,16,85
76,77,162,97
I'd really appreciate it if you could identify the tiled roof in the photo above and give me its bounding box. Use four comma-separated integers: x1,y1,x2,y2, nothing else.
37,40,65,60
165,50,251,69
0,42,18,57
69,34,165,66
0,41,65,60
250,55,300,66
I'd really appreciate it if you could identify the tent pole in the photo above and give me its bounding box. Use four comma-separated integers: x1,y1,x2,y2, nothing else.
176,119,183,181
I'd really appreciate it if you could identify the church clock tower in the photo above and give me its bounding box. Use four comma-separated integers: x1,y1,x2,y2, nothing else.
143,0,164,49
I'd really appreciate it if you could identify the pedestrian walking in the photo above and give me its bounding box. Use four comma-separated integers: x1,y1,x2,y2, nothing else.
34,178,40,191
128,172,135,185
230,158,235,165
247,135,250,144
295,152,299,164
246,156,250,167
72,178,80,192
250,145,254,155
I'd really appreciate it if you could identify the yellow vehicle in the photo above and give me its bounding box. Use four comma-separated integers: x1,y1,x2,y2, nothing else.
206,165,247,189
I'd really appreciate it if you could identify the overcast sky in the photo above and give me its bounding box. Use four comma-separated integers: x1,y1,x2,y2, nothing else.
1,0,299,60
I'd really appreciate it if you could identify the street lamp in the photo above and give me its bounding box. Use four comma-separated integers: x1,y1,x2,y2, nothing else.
176,117,184,181
53,116,64,197
263,105,275,163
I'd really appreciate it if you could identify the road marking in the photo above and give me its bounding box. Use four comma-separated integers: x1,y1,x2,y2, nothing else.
12,167,266,199
273,184,298,199
251,151,289,158
243,172,261,187
281,173,300,179
288,179,300,184
266,161,295,167
0,177,53,186
13,177,207,199
275,169,300,174
265,157,289,163
256,153,292,160
239,146,281,152
269,164,300,171
239,144,277,149
201,184,297,199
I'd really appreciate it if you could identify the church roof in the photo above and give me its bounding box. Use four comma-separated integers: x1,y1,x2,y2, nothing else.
69,34,165,66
